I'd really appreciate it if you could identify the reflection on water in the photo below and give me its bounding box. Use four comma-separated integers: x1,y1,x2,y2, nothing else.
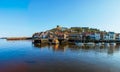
33,43,120,55
33,43,68,52
0,40,120,72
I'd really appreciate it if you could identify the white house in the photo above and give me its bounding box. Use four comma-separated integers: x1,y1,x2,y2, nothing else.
103,34,110,40
89,33,101,40
89,34,95,40
103,32,115,40
94,33,101,40
108,32,115,40
116,33,120,40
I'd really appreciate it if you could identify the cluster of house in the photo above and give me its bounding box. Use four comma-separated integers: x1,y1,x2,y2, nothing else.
69,32,120,41
32,25,120,41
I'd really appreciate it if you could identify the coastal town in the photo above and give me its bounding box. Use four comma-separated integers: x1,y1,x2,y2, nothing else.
32,25,120,46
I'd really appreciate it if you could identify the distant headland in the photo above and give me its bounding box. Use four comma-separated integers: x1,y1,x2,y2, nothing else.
32,25,120,41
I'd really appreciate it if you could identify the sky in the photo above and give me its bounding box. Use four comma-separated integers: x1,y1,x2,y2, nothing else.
0,0,120,37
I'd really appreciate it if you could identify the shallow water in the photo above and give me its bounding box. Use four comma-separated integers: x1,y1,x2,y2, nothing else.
0,39,120,72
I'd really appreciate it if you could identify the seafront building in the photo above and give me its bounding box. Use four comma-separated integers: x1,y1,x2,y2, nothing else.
116,33,120,40
103,32,116,40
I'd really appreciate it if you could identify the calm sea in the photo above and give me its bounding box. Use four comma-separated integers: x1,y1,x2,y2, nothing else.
0,39,120,72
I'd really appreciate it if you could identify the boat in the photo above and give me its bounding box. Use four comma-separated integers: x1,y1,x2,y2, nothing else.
75,42,84,46
96,43,101,46
101,42,105,45
86,42,95,46
110,43,116,46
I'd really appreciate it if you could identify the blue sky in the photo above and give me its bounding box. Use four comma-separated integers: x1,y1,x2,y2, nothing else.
0,0,120,37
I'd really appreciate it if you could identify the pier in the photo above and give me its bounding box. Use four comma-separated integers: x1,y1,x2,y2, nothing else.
6,37,32,40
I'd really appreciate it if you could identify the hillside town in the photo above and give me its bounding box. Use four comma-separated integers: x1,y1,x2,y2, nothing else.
32,25,120,41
